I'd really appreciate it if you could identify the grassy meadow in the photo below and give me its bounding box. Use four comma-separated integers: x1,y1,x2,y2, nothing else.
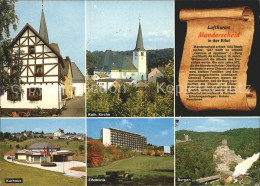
88,155,174,185
0,143,85,186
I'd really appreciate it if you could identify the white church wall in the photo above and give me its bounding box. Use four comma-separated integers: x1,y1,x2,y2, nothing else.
111,71,120,79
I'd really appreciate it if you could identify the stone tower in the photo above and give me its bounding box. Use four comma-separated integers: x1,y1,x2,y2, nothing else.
222,139,227,146
133,20,147,81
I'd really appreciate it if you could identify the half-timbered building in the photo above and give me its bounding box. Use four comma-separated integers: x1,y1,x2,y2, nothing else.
0,6,66,110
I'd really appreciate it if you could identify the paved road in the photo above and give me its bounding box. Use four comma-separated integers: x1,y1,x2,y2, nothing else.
60,96,85,117
4,156,86,178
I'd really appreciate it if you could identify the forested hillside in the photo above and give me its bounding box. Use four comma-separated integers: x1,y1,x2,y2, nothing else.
86,48,174,73
176,128,260,180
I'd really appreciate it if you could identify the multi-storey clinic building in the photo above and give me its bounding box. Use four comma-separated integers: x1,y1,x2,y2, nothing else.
101,128,147,152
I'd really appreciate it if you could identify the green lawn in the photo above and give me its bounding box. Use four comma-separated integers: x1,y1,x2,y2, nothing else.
0,144,85,186
88,155,174,185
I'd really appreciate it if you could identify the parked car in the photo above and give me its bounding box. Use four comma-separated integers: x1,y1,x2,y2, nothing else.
7,156,11,159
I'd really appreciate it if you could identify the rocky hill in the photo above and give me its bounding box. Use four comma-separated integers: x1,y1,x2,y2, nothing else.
213,139,243,173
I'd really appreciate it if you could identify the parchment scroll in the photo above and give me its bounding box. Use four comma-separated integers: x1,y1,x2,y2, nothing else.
179,6,257,111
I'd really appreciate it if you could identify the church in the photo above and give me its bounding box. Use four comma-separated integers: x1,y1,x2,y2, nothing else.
94,21,147,83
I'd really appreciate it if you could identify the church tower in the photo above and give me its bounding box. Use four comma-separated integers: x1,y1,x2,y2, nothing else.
39,0,49,43
133,20,147,81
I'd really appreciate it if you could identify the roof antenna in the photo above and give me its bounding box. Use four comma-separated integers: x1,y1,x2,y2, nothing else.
139,14,141,23
42,0,44,10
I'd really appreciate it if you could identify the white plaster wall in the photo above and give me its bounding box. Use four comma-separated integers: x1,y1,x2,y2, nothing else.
102,128,111,146
111,71,120,79
73,83,85,96
18,155,27,160
0,83,65,109
164,146,171,154
133,51,147,81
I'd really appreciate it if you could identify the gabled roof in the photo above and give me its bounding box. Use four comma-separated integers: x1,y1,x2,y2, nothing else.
49,43,61,55
63,56,73,77
96,73,109,78
96,78,133,83
27,142,60,150
96,50,138,72
11,23,64,68
134,22,145,51
39,9,49,43
71,62,85,83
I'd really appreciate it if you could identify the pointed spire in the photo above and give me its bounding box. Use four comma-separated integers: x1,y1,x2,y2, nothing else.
134,18,145,51
39,0,49,43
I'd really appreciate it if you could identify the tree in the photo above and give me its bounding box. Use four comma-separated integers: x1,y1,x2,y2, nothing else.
0,0,18,41
86,50,100,70
247,158,260,184
0,0,22,97
15,144,20,149
142,149,148,155
78,144,84,153
229,161,237,171
149,150,155,156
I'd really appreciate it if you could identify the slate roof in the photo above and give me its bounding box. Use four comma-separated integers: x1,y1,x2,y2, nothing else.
96,73,109,78
71,62,85,83
27,142,60,150
50,43,61,55
39,9,49,43
134,22,145,51
96,50,137,72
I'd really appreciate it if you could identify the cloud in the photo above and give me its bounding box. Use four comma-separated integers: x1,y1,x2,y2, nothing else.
161,130,169,136
120,119,133,129
194,119,230,132
146,30,172,38
207,118,225,123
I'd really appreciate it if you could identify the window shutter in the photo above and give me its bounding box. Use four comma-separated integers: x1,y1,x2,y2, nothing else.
7,91,10,100
27,88,29,100
39,88,42,100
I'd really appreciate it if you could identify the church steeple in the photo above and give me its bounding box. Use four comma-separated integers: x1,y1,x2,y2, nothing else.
39,0,49,43
134,19,145,51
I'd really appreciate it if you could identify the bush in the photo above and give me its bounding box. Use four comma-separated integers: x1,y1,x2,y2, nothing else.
229,161,238,171
87,139,135,167
156,150,164,156
149,150,155,156
41,162,56,167
142,149,148,155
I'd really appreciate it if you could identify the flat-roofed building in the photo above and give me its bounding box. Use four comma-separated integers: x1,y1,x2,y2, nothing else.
15,142,74,163
155,146,171,154
101,128,147,152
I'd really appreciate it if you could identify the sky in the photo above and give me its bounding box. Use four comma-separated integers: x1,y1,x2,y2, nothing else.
87,118,174,146
86,1,174,52
0,119,85,134
10,0,85,73
176,118,260,132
